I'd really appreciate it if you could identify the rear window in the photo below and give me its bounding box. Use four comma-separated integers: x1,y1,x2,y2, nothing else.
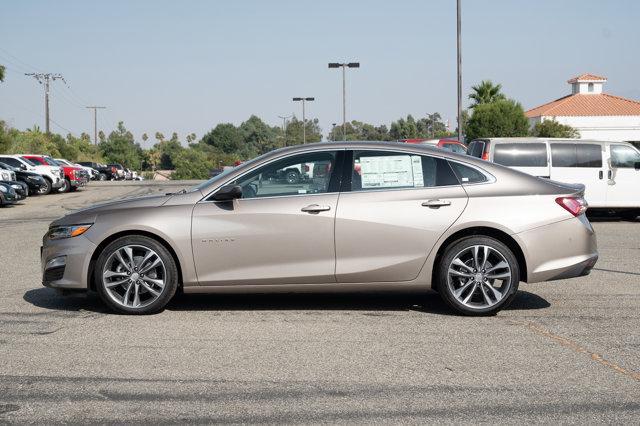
468,141,485,158
493,143,548,167
550,144,602,168
448,161,488,184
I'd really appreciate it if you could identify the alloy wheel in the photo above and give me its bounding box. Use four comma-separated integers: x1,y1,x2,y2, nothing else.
101,244,166,309
446,245,512,310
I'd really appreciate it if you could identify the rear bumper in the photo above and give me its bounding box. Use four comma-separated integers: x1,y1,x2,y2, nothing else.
517,215,598,283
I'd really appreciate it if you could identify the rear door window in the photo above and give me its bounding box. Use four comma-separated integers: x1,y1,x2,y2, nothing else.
551,144,602,167
349,151,458,191
493,143,548,167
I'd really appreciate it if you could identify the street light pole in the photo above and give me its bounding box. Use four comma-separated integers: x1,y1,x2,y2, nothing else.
328,62,359,141
292,97,314,144
456,0,463,143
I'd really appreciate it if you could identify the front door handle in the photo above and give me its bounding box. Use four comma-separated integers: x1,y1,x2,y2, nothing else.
608,170,613,179
599,170,603,180
421,199,452,208
301,204,331,213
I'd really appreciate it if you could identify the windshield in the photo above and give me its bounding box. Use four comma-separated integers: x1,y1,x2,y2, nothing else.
20,157,36,167
43,156,60,166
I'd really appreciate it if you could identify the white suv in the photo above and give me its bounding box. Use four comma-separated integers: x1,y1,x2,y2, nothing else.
0,155,64,195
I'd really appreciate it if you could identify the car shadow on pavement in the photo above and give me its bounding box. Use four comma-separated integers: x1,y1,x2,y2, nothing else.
23,288,550,315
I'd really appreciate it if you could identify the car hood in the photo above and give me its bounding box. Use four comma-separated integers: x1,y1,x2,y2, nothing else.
51,194,173,226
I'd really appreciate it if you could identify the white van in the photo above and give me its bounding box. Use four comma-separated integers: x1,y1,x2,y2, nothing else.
467,138,640,216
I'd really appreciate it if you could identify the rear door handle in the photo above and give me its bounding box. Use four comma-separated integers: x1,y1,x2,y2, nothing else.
421,199,452,208
599,170,603,180
301,204,331,213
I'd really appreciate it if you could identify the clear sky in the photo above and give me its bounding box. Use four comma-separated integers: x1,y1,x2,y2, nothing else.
1,0,639,146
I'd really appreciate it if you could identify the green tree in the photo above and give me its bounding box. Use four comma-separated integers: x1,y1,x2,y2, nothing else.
417,113,450,138
390,115,419,140
468,80,506,109
153,132,183,169
99,121,142,168
239,115,280,156
530,119,579,138
327,121,391,141
465,99,529,141
0,65,5,82
285,117,322,145
171,149,214,180
10,127,60,156
201,123,243,154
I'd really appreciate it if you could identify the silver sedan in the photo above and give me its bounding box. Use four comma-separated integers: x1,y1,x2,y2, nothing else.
41,142,598,315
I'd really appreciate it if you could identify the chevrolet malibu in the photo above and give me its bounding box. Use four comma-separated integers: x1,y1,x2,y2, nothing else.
41,142,598,315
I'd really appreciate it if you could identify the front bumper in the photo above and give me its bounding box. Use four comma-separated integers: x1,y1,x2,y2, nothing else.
517,214,598,283
41,234,96,289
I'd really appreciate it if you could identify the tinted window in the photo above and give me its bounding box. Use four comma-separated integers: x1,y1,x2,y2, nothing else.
551,144,602,168
0,157,21,167
611,144,640,168
448,161,488,184
350,151,458,191
493,143,547,167
228,151,338,199
468,141,485,158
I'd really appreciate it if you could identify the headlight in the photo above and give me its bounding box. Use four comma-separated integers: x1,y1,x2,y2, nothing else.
47,224,93,240
11,184,21,189
0,186,6,193
1,172,9,180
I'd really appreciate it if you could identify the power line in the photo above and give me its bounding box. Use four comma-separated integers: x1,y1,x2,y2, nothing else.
2,97,74,134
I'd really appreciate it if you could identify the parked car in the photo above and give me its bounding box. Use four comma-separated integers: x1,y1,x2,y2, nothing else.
0,154,64,195
467,138,640,218
107,163,126,180
400,138,468,154
55,158,99,181
0,165,28,199
77,162,118,181
23,155,88,193
0,162,47,195
42,141,597,316
0,181,19,206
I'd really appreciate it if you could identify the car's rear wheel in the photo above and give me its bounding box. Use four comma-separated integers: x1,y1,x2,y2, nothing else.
95,236,178,314
38,178,52,195
285,170,299,184
98,173,107,181
437,236,519,316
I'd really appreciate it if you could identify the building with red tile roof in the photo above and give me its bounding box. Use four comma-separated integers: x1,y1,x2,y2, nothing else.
526,74,640,142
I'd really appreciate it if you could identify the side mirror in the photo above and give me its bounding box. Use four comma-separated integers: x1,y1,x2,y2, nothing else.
635,161,640,171
213,184,242,201
20,164,27,170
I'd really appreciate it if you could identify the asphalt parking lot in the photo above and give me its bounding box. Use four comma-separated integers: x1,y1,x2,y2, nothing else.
0,181,638,424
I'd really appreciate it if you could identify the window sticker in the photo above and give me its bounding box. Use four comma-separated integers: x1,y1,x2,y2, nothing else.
358,155,423,188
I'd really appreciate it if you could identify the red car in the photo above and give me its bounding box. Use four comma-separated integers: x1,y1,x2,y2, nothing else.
399,138,467,154
22,155,88,193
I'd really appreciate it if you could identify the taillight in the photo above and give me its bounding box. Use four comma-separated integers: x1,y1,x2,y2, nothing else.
556,196,588,217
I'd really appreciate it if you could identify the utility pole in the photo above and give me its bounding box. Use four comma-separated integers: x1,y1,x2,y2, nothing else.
292,97,314,144
328,62,360,141
456,0,463,143
86,106,106,145
25,73,65,133
278,114,292,147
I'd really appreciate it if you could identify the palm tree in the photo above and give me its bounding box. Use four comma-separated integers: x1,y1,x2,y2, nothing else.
0,65,5,82
468,80,505,108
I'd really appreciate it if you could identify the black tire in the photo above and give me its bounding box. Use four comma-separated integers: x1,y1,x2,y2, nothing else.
285,170,299,184
69,186,78,192
98,173,107,181
436,236,520,316
38,178,52,195
95,235,178,314
58,178,71,193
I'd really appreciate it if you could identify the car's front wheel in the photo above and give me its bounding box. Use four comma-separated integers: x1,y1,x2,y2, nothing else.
95,235,178,314
38,178,52,195
437,236,519,316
